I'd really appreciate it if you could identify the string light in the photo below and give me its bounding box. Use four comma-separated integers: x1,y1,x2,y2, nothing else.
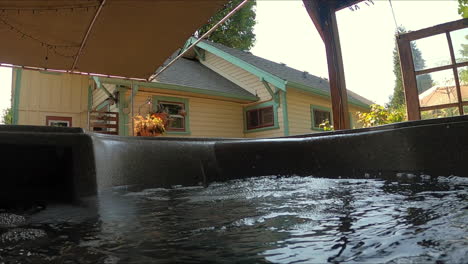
0,15,80,58
0,3,99,12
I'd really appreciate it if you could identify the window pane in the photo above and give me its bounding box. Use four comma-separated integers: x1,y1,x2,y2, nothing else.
247,110,259,128
458,66,468,101
450,28,468,63
418,69,457,107
161,102,183,115
411,33,451,71
160,101,186,130
421,107,459,120
169,116,184,129
313,109,331,127
260,107,274,125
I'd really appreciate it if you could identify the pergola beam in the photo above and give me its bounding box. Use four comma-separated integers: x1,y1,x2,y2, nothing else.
303,0,354,130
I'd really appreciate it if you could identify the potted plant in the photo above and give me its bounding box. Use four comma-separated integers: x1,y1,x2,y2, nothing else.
133,112,168,136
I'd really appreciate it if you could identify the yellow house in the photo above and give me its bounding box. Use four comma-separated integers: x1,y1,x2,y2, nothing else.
11,38,372,138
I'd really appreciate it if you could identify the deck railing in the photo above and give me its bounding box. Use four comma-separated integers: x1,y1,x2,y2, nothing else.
89,111,119,135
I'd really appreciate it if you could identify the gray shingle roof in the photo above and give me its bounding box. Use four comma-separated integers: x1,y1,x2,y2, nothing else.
200,40,373,106
154,57,256,100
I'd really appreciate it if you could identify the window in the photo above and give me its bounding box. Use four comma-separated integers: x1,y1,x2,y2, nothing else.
246,105,275,130
311,106,332,130
154,96,189,134
46,116,72,127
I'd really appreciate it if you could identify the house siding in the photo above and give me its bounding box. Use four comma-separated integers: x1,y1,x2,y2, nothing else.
200,51,272,101
127,90,244,138
200,51,285,138
92,83,118,112
15,70,90,129
287,88,366,135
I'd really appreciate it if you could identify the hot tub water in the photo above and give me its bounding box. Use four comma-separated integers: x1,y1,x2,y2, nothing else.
0,175,467,263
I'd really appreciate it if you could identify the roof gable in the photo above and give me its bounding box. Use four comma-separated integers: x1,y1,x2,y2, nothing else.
194,38,373,108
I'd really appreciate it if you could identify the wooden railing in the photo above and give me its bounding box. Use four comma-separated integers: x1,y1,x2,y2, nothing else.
89,111,119,135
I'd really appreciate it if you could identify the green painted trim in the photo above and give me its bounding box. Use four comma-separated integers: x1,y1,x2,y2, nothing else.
39,70,62,75
243,100,279,133
349,112,355,129
118,87,129,136
281,91,289,136
261,79,279,104
153,95,191,135
12,68,22,125
87,85,93,111
287,81,371,110
96,100,110,111
310,104,332,131
193,38,287,91
193,47,205,61
97,77,258,102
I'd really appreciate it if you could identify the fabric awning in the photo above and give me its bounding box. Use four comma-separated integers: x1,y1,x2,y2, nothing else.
0,0,227,79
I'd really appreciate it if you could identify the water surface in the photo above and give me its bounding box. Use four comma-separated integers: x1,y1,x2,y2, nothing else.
0,175,467,263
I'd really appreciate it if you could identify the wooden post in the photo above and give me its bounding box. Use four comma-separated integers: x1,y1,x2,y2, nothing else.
321,5,350,130
396,35,421,120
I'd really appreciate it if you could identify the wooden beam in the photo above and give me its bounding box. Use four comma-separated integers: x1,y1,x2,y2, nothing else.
302,0,325,41
397,36,421,120
303,0,350,130
322,5,351,130
398,18,467,42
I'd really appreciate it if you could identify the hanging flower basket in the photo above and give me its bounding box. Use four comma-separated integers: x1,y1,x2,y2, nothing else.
133,113,168,137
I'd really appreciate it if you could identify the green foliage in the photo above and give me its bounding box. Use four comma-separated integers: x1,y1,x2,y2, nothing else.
388,27,433,110
318,119,333,131
357,104,406,128
196,0,256,50
1,108,12,125
458,0,468,18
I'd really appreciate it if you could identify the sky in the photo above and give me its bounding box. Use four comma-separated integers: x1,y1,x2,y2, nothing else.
0,0,463,119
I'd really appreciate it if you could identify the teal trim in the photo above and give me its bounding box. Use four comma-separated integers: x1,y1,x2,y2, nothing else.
87,85,93,111
39,70,62,75
243,101,279,133
96,77,258,102
96,100,110,111
349,112,354,129
193,47,205,61
287,81,371,110
118,87,129,136
281,91,289,136
153,95,191,135
193,38,287,91
261,78,279,104
12,68,22,125
310,105,332,131
93,76,116,100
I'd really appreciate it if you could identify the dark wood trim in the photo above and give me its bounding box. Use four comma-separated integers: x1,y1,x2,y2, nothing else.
322,5,350,130
46,116,73,127
447,32,464,115
302,0,325,41
399,18,468,42
420,102,460,112
397,37,421,120
415,61,468,76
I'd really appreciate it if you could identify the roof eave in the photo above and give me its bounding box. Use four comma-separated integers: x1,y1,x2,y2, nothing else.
97,77,259,103
287,80,371,109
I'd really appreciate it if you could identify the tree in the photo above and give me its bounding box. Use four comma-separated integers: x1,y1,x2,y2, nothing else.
196,0,256,50
458,0,468,18
1,108,12,125
387,27,433,110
